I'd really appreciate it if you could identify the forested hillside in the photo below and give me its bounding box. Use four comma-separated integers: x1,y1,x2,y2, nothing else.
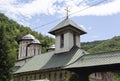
0,13,54,61
0,13,55,80
81,36,120,54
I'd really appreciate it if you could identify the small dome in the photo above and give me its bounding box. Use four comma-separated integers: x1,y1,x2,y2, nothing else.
22,34,35,40
32,39,40,44
49,44,55,49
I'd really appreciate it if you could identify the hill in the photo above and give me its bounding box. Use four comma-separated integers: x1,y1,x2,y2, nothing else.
0,13,54,61
81,36,120,54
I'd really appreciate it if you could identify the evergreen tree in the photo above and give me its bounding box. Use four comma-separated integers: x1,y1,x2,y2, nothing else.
0,26,13,81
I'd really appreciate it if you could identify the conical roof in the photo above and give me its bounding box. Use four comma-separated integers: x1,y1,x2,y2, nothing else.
49,18,86,35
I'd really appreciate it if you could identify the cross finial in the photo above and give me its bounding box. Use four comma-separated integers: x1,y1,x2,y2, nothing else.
65,7,70,19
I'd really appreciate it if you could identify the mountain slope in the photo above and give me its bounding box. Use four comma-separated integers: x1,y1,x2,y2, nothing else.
0,13,54,61
88,36,120,53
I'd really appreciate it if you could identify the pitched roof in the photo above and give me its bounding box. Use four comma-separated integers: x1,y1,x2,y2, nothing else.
49,18,86,35
15,46,88,74
65,50,120,69
15,46,120,74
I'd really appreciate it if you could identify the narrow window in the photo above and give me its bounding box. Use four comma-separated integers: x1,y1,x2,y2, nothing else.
22,76,24,81
95,73,97,77
54,72,56,80
30,75,32,79
73,34,76,46
38,49,40,55
34,74,37,80
20,46,22,58
26,76,28,81
60,72,62,78
49,72,51,80
34,48,36,55
60,34,64,48
39,74,41,79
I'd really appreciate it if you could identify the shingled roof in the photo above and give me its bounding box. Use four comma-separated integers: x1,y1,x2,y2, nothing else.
49,18,86,35
65,50,120,69
15,46,120,74
15,46,88,74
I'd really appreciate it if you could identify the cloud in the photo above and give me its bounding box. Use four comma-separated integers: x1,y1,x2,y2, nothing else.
70,0,120,16
0,0,58,26
0,0,120,26
87,27,92,30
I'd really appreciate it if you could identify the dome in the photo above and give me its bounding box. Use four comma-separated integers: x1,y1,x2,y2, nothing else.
22,34,35,40
49,44,55,49
32,39,40,44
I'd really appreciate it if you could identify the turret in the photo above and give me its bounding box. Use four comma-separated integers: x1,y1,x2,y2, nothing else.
49,18,86,53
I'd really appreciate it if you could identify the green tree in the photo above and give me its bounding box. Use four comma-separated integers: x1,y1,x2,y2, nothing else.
115,73,120,81
0,26,13,81
66,73,79,81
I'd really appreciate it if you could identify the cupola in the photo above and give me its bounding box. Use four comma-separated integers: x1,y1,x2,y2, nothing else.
49,18,86,53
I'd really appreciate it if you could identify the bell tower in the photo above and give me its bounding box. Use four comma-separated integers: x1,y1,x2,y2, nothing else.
16,34,41,67
49,18,86,53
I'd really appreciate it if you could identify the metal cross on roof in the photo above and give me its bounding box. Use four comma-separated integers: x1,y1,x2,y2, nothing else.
65,7,70,18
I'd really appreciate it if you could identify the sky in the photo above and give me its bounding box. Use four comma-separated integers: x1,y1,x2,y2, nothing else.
0,0,120,42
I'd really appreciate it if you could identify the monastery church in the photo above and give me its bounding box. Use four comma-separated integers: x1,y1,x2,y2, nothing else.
14,17,114,81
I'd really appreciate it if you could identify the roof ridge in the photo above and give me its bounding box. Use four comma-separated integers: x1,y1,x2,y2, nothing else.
49,18,86,35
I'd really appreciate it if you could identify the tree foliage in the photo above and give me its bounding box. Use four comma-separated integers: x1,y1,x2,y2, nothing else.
0,26,14,81
86,36,120,54
0,13,54,58
65,73,79,81
0,13,54,80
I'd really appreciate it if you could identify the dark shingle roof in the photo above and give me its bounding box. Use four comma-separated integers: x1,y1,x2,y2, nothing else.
65,50,120,69
15,46,88,74
15,46,120,74
49,18,86,35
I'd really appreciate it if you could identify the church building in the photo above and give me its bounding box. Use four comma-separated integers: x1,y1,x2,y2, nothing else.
13,17,114,81
14,16,89,81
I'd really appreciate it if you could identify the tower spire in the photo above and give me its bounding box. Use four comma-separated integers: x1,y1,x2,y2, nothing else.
65,7,70,19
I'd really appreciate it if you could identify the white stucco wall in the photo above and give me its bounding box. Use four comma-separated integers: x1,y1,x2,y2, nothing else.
55,31,80,53
28,45,41,57
18,41,32,60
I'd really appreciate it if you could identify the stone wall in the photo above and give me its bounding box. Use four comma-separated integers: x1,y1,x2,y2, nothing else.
90,72,114,81
14,70,71,81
